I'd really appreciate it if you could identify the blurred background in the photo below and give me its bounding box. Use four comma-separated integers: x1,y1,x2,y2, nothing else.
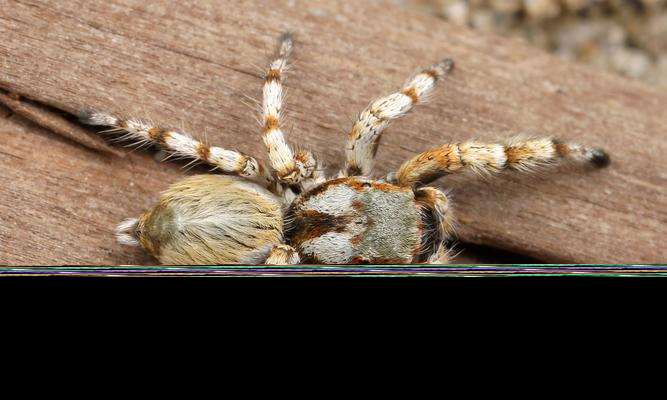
398,0,667,86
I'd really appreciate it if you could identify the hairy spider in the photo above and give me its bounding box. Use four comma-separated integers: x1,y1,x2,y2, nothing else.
80,33,610,265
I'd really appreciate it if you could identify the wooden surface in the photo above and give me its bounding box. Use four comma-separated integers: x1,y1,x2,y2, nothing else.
0,0,665,265
0,91,123,157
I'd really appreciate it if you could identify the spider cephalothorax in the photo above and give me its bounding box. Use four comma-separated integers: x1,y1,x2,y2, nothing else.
284,177,449,264
81,33,609,265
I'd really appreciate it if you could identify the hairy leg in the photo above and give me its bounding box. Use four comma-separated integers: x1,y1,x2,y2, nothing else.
265,244,301,265
261,33,316,185
343,58,454,177
392,136,610,187
414,186,457,263
80,110,272,185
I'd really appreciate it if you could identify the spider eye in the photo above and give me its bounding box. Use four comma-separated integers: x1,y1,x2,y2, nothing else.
362,182,371,188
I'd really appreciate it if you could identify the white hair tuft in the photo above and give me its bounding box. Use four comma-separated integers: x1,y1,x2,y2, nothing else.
115,218,139,246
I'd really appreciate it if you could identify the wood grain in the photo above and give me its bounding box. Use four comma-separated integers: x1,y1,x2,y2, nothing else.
0,0,665,264
0,90,124,157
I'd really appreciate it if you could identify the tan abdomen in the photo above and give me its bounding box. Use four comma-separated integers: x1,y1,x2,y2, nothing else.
285,177,422,264
137,175,284,265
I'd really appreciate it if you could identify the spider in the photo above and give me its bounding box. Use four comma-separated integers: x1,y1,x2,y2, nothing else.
80,33,610,265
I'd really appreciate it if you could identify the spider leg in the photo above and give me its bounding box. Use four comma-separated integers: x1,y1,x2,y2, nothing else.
80,110,272,185
265,244,301,265
414,186,457,263
277,184,298,206
298,155,328,193
260,33,317,185
342,58,454,177
426,242,453,264
391,136,610,187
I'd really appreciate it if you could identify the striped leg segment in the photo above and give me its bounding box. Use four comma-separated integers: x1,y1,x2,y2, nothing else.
393,136,611,187
261,33,316,185
343,58,454,177
80,110,271,184
265,244,301,265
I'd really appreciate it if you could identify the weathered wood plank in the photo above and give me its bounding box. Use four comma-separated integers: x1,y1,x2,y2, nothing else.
0,106,162,265
0,0,665,263
0,91,123,157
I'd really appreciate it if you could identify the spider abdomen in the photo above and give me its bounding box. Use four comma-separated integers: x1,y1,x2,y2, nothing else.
285,177,423,264
134,175,284,265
